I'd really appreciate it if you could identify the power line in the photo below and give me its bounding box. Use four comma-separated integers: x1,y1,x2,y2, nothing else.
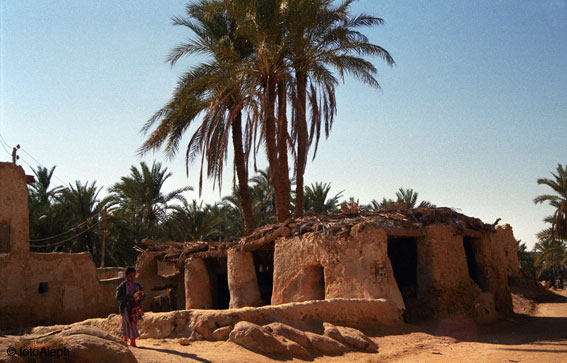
20,147,44,168
0,134,12,158
0,131,69,186
29,213,100,242
29,219,102,248
0,132,11,150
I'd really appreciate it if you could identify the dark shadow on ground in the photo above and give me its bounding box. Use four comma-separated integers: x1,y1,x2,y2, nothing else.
362,286,567,346
135,345,212,363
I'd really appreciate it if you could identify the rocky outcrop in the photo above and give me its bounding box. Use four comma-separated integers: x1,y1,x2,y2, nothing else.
0,326,136,363
35,298,392,359
228,320,377,359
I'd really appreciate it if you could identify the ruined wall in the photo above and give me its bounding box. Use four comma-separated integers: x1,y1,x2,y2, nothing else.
0,163,121,331
419,225,513,321
269,220,514,323
0,163,30,256
136,251,185,312
492,225,521,278
272,221,404,311
0,252,119,330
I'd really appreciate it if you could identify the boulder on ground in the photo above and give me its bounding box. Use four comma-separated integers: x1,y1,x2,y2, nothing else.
305,331,349,355
228,321,287,355
0,326,136,363
264,322,312,350
335,325,378,353
211,326,233,341
274,335,312,360
322,322,344,343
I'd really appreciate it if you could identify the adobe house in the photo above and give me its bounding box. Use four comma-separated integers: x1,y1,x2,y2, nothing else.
0,159,522,331
0,162,121,331
142,206,521,323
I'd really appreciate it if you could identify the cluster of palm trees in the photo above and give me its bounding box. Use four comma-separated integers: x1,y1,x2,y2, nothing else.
28,161,435,267
28,162,191,267
140,0,394,236
527,163,567,285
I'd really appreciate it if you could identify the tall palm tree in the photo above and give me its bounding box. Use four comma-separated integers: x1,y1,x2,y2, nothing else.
285,0,394,218
143,0,393,225
534,164,567,241
140,0,258,235
108,161,191,239
229,0,293,222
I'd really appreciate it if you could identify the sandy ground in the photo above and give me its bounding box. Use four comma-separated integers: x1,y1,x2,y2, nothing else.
130,289,567,363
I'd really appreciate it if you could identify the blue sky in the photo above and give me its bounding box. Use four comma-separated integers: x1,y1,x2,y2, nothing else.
1,0,566,248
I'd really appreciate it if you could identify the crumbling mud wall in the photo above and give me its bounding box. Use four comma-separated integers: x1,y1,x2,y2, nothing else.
136,189,520,325
492,225,521,278
0,163,30,256
394,225,513,322
136,251,185,312
272,222,404,312
0,251,119,331
271,222,515,323
0,163,120,331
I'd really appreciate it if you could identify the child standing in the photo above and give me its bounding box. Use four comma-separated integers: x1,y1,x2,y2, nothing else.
116,266,144,347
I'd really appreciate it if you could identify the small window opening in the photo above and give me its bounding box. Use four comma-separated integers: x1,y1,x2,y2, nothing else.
304,265,325,301
38,282,48,294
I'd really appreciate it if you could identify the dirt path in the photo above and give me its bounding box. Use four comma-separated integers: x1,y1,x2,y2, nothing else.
131,290,567,363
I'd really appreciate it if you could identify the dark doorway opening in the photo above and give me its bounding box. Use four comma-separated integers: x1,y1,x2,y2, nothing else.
463,237,487,291
387,237,419,322
253,249,274,305
304,265,325,301
205,257,230,309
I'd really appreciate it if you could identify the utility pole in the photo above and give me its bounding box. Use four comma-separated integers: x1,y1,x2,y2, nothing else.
101,207,107,267
11,144,20,164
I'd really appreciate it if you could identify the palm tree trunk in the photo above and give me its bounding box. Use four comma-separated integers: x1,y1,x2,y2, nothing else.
277,80,291,221
294,70,308,218
231,107,256,235
263,75,283,221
